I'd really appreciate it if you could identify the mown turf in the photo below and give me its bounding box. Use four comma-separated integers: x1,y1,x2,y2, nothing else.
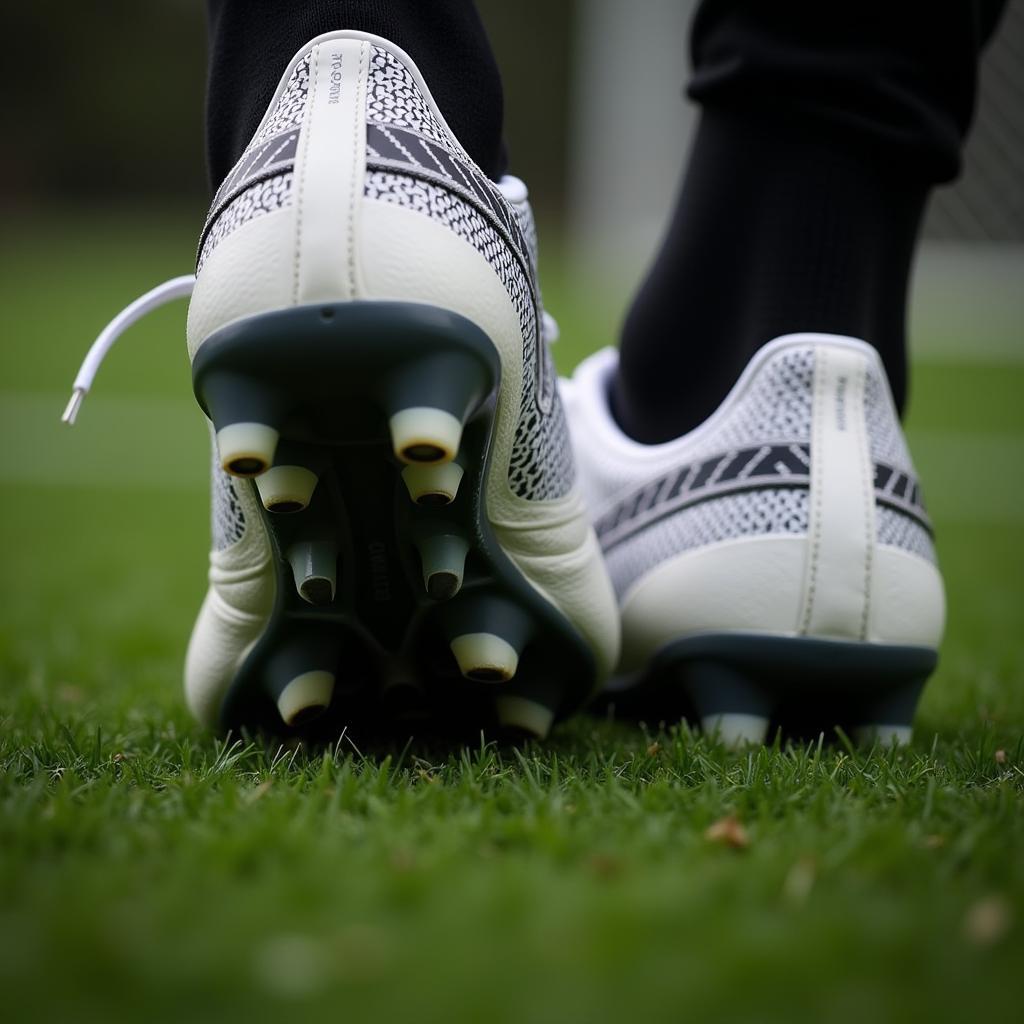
1,212,1022,1023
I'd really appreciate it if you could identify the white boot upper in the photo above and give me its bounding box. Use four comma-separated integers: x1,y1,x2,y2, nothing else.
184,31,620,723
562,335,945,675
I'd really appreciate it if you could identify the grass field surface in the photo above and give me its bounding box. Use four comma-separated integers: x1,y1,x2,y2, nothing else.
1,212,1022,1022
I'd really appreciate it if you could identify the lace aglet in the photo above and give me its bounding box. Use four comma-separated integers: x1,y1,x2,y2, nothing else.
62,388,86,426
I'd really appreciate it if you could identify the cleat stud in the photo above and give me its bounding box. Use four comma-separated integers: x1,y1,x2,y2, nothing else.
256,465,319,513
216,423,279,478
450,632,520,683
856,723,913,747
301,577,334,606
275,670,335,727
427,572,460,602
389,408,462,465
494,696,554,740
853,678,924,746
701,712,770,747
402,462,465,506
287,540,337,605
417,533,469,601
685,660,773,749
382,348,494,465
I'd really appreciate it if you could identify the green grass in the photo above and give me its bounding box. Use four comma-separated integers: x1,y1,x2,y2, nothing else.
1,211,1022,1023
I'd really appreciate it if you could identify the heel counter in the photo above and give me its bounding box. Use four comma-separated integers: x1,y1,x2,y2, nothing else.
797,340,876,640
291,37,370,305
187,36,371,356
862,355,946,648
798,337,945,648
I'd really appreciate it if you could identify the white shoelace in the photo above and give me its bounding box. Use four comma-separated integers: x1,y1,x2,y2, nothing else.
63,176,556,425
61,275,196,425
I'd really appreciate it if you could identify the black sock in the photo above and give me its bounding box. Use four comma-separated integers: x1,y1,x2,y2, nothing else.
612,111,927,444
205,0,505,188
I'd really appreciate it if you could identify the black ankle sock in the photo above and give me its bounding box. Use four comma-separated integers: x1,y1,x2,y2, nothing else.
612,111,927,444
205,0,505,187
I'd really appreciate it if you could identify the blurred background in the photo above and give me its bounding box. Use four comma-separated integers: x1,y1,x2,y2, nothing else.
4,0,1022,352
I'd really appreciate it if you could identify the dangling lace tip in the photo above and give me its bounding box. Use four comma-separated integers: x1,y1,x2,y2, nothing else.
62,389,85,426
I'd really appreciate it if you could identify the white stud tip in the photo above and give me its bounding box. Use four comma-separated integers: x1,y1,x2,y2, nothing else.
450,632,519,683
389,408,462,465
495,696,554,739
256,465,319,513
402,462,465,505
857,723,913,747
216,422,280,477
702,713,770,748
276,671,335,726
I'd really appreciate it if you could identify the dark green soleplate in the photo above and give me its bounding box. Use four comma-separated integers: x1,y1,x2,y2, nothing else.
597,633,938,741
191,301,595,741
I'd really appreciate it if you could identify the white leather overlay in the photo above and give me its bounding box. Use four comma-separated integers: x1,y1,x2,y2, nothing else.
186,210,295,359
185,476,275,727
293,38,369,304
868,547,945,647
799,344,874,640
618,537,806,673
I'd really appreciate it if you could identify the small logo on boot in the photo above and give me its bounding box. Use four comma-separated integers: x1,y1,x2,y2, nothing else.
328,53,343,104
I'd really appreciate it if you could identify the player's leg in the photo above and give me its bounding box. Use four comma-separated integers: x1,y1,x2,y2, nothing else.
612,0,1007,444
205,0,507,183
564,0,1008,743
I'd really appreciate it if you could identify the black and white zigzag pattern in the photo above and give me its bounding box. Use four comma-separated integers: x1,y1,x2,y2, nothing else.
595,442,931,552
198,42,573,503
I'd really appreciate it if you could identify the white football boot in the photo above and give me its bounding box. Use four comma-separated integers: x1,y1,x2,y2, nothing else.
65,30,619,739
562,334,945,745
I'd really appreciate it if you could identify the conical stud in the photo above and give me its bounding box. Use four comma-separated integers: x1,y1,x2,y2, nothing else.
450,632,520,683
287,540,337,605
216,423,279,477
389,408,462,465
402,462,465,506
495,696,554,740
856,723,913,747
853,678,922,747
418,533,469,601
275,670,335,727
686,660,773,749
256,465,319,513
701,713,770,748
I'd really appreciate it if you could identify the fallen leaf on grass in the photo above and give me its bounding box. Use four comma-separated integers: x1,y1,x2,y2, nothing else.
390,849,416,873
704,815,750,849
963,896,1013,947
588,853,625,879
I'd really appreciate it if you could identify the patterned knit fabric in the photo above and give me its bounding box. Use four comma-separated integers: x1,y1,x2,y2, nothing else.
196,40,574,512
582,346,936,599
